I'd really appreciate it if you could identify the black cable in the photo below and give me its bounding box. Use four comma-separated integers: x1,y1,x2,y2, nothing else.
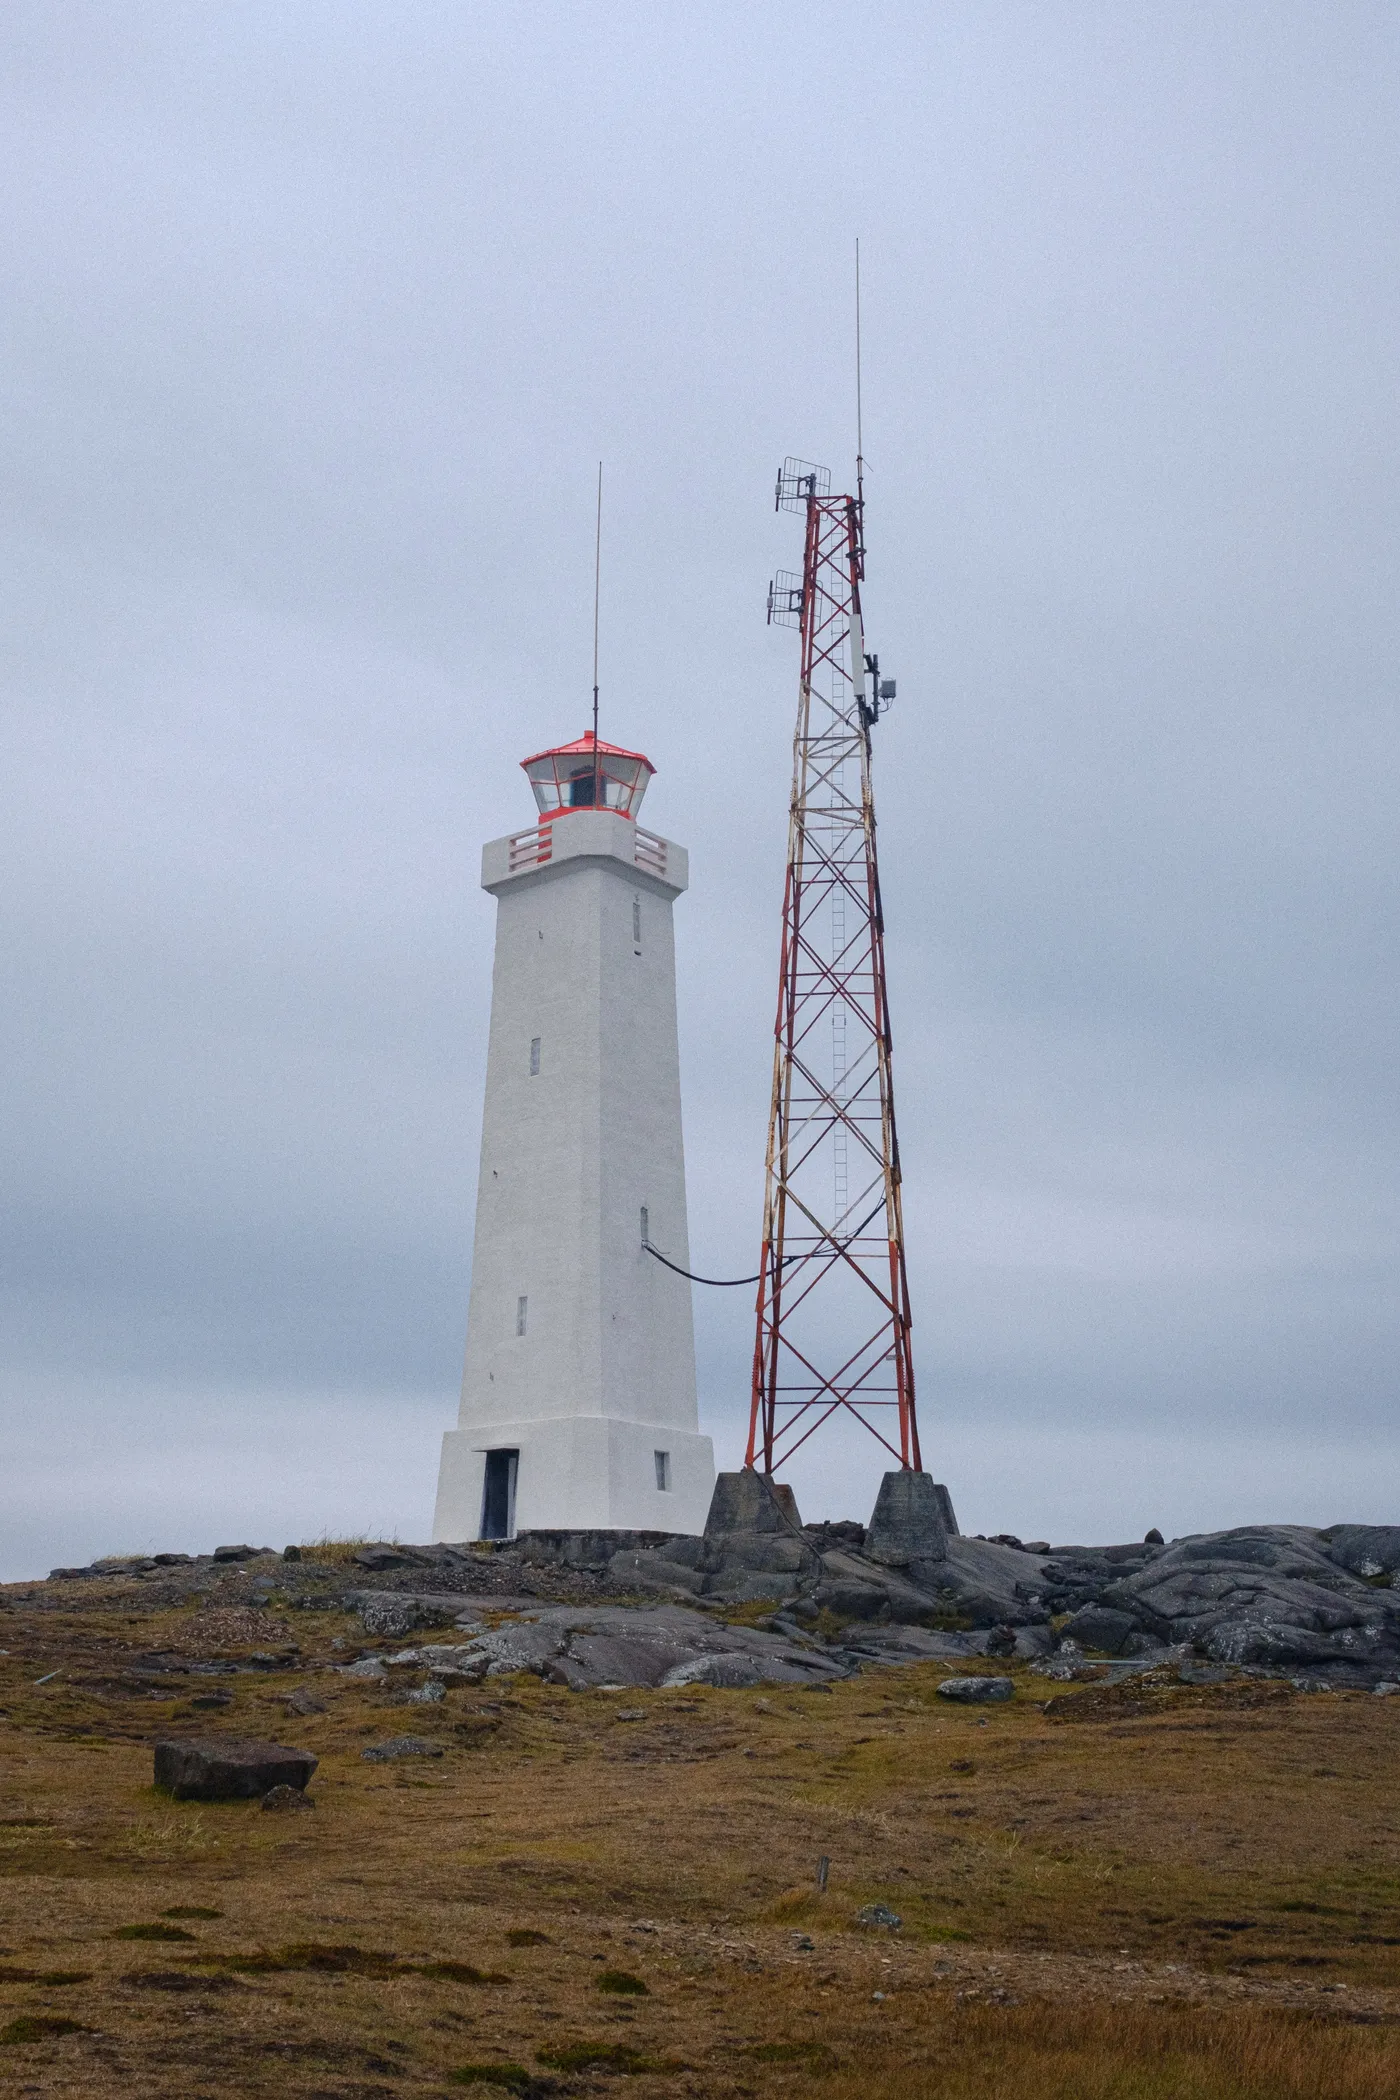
642,1242,772,1287
643,1199,887,1290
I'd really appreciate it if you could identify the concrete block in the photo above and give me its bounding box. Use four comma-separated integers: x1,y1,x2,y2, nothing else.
865,1471,952,1566
703,1470,804,1537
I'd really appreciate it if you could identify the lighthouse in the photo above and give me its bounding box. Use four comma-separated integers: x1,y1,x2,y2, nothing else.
432,732,716,1541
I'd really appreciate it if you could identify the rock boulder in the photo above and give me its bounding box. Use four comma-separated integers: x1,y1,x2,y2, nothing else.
1059,1605,1139,1655
154,1736,317,1801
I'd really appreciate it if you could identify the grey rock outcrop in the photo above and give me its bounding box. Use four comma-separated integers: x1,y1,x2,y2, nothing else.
595,1473,1035,1627
1040,1526,1400,1681
632,1506,1400,1683
1321,1526,1400,1579
517,1530,675,1572
134,1496,1396,1694
349,1592,466,1638
424,1603,849,1691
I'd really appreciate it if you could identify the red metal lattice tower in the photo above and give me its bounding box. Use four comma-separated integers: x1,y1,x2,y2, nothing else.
746,458,921,1477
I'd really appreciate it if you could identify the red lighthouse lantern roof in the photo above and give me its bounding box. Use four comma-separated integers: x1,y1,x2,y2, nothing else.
521,732,655,820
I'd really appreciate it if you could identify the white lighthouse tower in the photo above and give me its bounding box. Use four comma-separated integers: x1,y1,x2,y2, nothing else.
432,732,715,1541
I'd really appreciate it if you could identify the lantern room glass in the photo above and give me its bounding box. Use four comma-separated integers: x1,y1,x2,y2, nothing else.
522,737,654,821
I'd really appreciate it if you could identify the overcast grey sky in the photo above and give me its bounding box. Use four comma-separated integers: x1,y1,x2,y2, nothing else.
2,3,1397,1578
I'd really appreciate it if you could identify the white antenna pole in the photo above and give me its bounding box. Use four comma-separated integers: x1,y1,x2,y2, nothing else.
592,460,602,802
851,239,868,702
855,238,864,533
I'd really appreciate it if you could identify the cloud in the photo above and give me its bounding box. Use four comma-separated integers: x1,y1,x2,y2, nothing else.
2,3,1397,1574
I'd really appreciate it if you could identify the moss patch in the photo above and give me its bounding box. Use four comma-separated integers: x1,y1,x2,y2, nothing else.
537,2041,674,2072
421,1960,510,1985
1,2015,88,2044
745,2040,839,2068
594,1967,649,1995
0,1967,90,1985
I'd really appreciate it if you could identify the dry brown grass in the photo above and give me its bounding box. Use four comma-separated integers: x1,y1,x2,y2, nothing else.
855,2000,1400,2100
0,1582,1398,2096
296,1534,378,1565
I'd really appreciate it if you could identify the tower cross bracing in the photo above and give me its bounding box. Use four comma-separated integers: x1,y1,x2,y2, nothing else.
748,460,920,1477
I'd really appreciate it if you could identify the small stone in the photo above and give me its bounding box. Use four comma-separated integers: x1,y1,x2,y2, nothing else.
281,1687,328,1716
360,1735,445,1761
615,1709,646,1721
872,1989,886,2001
260,1784,314,1812
855,1904,902,1932
354,1545,421,1571
406,1680,446,1705
282,1545,302,1561
357,1597,429,1638
212,1545,258,1563
1373,1681,1400,1697
936,1676,1014,1703
152,1553,193,1567
1144,1528,1165,1545
791,1933,815,1951
1177,1662,1234,1686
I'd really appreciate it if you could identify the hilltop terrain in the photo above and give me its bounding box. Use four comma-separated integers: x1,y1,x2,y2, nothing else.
1,1527,1398,2098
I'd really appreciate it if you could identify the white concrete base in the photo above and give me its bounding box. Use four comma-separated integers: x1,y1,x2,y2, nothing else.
432,1417,715,1541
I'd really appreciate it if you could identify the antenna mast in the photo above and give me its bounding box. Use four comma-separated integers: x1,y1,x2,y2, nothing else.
750,446,916,1478
592,461,603,807
855,238,865,556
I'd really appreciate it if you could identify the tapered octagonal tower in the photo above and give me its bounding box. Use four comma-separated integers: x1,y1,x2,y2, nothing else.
433,733,715,1541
